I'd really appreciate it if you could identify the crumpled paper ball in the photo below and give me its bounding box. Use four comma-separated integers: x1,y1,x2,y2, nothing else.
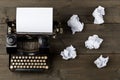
60,45,77,60
67,14,84,34
92,6,105,24
85,35,103,49
94,55,109,68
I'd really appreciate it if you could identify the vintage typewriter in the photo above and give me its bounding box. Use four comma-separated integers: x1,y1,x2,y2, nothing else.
6,8,55,72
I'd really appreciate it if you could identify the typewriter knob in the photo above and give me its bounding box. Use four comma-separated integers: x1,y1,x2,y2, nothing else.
7,35,16,46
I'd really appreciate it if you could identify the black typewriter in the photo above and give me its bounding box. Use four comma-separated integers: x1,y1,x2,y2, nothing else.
6,20,51,72
6,7,63,72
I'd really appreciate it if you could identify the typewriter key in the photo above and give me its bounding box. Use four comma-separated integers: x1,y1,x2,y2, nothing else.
37,63,40,65
28,63,30,65
16,56,18,59
40,60,42,62
18,63,21,65
20,60,23,62
32,56,34,59
39,66,42,68
41,56,44,59
35,63,37,65
17,66,20,68
29,56,31,59
37,60,39,62
30,60,33,62
21,63,24,65
43,60,46,62
25,56,28,59
42,66,45,68
41,63,43,65
23,66,25,68
11,59,13,62
43,63,46,65
22,56,25,59
14,60,16,62
44,56,47,59
30,66,32,68
25,63,27,65
20,66,22,68
19,56,21,59
27,60,29,62
12,56,15,59
38,56,41,59
33,60,36,62
17,60,20,62
35,56,38,59
45,66,49,69
24,60,26,62
26,66,29,68
33,66,36,68
10,65,13,69
14,66,16,68
12,63,15,65
15,63,18,65
31,63,34,65
36,66,39,68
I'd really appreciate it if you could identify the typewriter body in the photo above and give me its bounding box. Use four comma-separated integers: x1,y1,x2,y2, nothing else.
6,8,53,72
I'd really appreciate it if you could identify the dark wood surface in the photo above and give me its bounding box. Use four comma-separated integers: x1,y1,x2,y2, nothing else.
0,0,120,80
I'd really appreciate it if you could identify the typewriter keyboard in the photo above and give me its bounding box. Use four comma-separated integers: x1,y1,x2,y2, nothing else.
9,55,49,71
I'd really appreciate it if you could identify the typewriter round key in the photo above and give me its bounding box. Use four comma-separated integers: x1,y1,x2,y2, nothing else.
31,63,34,65
35,63,37,65
28,63,31,65
17,60,20,62
17,66,20,68
25,63,27,65
33,66,36,68
24,60,26,62
11,59,13,62
20,66,22,68
14,60,16,62
27,60,29,62
32,56,34,59
19,56,21,59
42,66,45,68
29,56,31,59
23,66,26,68
30,66,32,68
20,60,23,62
43,60,46,62
34,60,36,62
39,66,42,68
40,60,42,62
14,66,16,68
38,56,41,59
35,56,38,59
36,66,39,68
21,63,24,65
10,65,13,69
26,66,29,68
41,56,44,59
18,63,21,65
44,56,47,59
45,66,49,69
15,63,18,65
22,56,25,59
37,60,39,62
43,63,46,65
16,56,18,59
12,63,15,65
25,56,28,59
41,63,43,65
30,60,33,62
12,56,15,59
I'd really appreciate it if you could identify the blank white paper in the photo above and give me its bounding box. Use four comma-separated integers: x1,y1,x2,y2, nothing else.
16,7,53,34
